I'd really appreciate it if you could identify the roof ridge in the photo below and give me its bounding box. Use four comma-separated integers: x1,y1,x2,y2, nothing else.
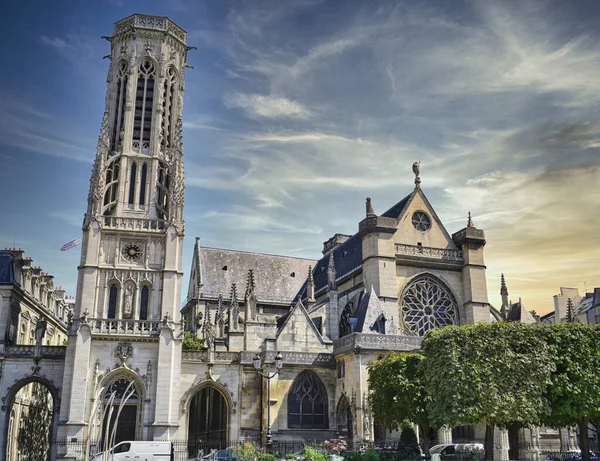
202,246,318,262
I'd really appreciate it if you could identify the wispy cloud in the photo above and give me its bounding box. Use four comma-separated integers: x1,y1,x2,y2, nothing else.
224,93,312,119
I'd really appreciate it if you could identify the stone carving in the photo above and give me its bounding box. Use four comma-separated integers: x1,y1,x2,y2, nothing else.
115,342,133,366
123,285,134,319
413,161,421,187
395,244,463,261
333,332,422,354
35,316,47,346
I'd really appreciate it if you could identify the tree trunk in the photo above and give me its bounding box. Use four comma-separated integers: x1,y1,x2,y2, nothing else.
421,425,430,456
581,417,590,461
485,423,495,461
507,424,519,461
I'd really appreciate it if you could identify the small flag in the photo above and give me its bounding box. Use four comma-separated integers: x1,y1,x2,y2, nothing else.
60,238,83,252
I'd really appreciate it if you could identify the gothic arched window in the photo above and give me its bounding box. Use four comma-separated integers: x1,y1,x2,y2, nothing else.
140,285,149,320
111,61,128,153
139,163,148,206
401,275,457,336
128,162,137,205
156,161,170,220
161,67,177,152
107,283,119,319
288,371,328,429
133,60,156,154
103,159,120,215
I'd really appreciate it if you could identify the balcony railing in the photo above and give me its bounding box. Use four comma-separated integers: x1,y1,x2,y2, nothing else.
395,243,463,261
5,345,67,359
103,216,165,232
89,318,162,336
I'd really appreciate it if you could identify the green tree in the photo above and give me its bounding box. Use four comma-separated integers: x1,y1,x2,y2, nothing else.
543,323,600,461
422,322,554,461
182,331,205,350
18,382,52,461
367,353,434,451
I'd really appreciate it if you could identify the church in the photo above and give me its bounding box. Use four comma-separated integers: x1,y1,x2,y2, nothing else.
0,14,565,461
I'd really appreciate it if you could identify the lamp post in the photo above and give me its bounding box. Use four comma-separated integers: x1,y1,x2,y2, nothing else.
253,352,284,452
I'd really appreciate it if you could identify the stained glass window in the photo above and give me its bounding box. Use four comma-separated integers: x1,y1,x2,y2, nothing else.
105,378,139,400
401,275,457,336
411,211,431,232
288,371,328,429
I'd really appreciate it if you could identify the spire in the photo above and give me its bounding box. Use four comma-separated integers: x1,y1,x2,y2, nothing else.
306,265,315,302
412,161,421,189
500,273,509,319
245,269,255,297
230,283,240,330
327,251,337,291
366,197,376,218
566,297,575,323
467,212,474,228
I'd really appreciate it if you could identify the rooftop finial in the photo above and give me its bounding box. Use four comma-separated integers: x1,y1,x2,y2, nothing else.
412,161,421,188
307,265,314,286
366,197,376,217
467,211,474,228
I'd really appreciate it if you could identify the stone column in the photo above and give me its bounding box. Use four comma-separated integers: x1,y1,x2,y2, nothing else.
494,427,509,461
518,427,540,461
438,426,453,444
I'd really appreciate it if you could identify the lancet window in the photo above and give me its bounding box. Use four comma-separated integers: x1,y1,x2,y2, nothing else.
140,285,149,320
156,161,170,220
107,283,119,319
161,67,177,153
133,60,155,154
103,159,120,215
111,61,128,153
401,274,457,336
288,371,329,429
128,162,137,205
139,163,148,206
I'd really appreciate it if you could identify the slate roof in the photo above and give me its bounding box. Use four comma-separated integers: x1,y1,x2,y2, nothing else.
381,193,412,219
312,233,363,294
0,251,15,284
574,289,600,315
507,301,537,323
199,247,316,305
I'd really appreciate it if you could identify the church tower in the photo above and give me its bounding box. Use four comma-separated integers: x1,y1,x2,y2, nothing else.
58,14,190,448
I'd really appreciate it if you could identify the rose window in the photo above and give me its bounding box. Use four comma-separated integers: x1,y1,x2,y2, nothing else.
401,275,457,336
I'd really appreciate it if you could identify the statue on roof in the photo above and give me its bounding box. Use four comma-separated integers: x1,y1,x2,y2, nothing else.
412,161,421,188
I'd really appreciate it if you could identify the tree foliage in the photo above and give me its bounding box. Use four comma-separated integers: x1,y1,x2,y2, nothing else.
367,353,430,431
422,322,555,460
543,323,600,461
18,382,52,461
182,331,205,350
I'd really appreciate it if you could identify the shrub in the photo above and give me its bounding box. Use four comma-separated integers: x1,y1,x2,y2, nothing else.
302,446,331,461
182,331,205,351
362,448,380,461
237,441,261,460
396,427,421,460
258,454,277,461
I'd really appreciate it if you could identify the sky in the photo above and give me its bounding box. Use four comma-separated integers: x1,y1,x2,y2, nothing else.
1,0,599,315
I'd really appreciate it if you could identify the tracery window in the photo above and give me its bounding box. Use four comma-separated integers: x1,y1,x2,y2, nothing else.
107,283,119,319
128,162,137,205
401,275,457,336
133,60,155,154
103,159,120,215
139,163,148,206
161,67,177,152
156,161,170,219
140,285,149,320
111,61,128,153
288,371,328,429
105,378,140,401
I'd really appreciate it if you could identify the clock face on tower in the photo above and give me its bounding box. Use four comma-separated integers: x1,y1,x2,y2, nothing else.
122,243,143,262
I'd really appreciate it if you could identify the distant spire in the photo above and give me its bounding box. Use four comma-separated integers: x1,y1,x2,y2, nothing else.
566,297,575,323
366,197,376,217
500,273,508,295
500,273,509,320
467,212,474,228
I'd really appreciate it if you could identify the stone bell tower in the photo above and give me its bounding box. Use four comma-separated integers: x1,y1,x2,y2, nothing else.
58,14,191,449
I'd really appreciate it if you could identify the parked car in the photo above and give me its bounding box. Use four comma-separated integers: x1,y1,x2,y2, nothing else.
429,443,485,461
94,441,174,461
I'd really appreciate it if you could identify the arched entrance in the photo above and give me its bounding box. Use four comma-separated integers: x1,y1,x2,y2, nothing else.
188,385,228,454
4,377,58,461
94,372,144,450
336,394,353,442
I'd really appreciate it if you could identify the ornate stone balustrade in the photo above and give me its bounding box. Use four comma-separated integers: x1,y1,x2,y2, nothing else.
103,216,165,232
5,345,67,359
182,351,240,363
395,244,463,261
89,318,162,336
240,351,335,367
114,14,186,42
333,333,422,355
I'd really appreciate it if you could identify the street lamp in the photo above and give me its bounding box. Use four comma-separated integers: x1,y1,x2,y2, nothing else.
253,352,284,452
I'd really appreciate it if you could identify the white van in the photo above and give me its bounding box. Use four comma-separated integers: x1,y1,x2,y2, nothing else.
94,441,173,461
